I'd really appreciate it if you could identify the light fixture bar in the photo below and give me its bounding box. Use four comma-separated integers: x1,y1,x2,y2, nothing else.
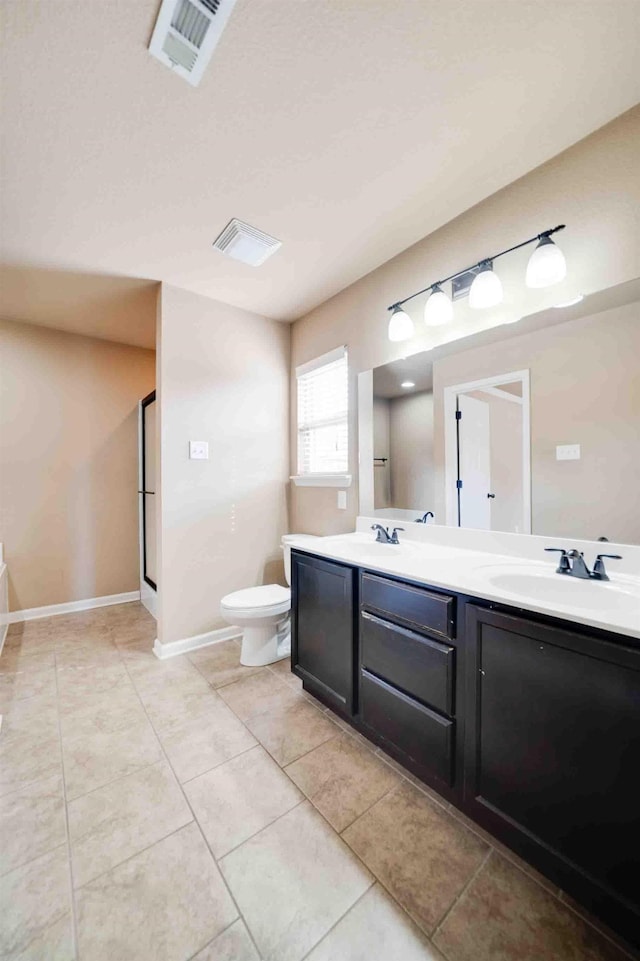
387,224,565,312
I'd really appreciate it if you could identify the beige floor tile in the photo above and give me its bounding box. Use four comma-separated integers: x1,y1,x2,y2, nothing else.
111,617,157,647
220,800,373,961
267,656,303,691
374,746,452,811
59,691,148,742
56,661,133,712
122,648,202,688
62,714,163,800
0,648,56,673
306,883,446,961
433,852,630,961
0,774,66,876
445,804,560,895
0,690,58,737
52,627,115,653
158,699,257,783
192,919,260,961
76,822,237,961
217,669,299,722
54,644,122,671
343,782,489,935
189,641,266,689
185,745,302,857
0,730,62,798
246,695,339,767
136,672,222,735
0,844,74,961
285,733,400,832
68,760,193,886
0,665,57,709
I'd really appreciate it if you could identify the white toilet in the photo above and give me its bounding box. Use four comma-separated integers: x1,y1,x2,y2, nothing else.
220,534,318,667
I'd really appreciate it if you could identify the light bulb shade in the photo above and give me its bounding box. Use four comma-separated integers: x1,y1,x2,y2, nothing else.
424,286,453,326
387,306,414,342
526,236,567,288
469,263,503,309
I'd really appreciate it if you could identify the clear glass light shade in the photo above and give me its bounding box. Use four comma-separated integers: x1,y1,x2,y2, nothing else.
387,306,414,342
424,286,453,326
526,237,567,288
469,264,503,309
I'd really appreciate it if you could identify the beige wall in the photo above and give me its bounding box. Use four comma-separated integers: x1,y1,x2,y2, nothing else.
0,320,155,610
156,285,290,646
433,301,640,543
389,391,435,514
290,107,640,535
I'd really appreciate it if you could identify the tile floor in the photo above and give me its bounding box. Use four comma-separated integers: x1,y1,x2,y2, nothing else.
0,602,636,961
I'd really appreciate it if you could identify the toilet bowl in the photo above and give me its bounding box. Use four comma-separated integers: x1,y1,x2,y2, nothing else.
220,534,318,666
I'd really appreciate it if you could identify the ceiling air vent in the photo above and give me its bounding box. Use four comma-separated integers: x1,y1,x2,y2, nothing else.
212,219,282,267
148,0,237,87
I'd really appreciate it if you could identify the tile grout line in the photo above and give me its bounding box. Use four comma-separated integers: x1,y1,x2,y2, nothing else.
431,846,493,946
119,648,265,961
52,646,81,961
296,881,377,961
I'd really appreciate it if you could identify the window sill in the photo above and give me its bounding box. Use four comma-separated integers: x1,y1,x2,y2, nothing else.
290,473,352,488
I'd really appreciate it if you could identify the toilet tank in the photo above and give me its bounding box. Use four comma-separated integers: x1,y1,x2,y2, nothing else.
281,534,319,586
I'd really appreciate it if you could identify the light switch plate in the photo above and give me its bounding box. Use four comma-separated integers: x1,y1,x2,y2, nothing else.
337,490,347,510
556,444,580,461
189,441,209,460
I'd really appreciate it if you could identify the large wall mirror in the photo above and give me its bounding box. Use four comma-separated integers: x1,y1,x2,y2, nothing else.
358,278,640,545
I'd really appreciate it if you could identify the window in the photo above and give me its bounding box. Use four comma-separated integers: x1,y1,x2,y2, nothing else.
295,346,349,484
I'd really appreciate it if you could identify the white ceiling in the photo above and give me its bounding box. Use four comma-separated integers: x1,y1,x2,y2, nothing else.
1,0,639,332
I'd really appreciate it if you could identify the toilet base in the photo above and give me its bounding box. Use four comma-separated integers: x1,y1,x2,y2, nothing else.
239,615,291,667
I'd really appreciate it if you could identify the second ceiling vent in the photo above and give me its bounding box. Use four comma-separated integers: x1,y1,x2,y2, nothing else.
149,0,237,86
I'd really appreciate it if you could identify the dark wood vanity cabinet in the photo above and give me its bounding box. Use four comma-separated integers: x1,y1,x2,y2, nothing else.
464,605,640,940
358,576,459,793
291,549,640,947
291,551,356,714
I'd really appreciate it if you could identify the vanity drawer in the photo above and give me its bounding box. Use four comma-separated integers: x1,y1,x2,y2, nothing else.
361,572,455,640
361,611,454,716
360,670,454,786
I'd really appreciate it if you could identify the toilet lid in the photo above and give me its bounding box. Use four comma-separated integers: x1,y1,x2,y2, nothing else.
221,584,290,610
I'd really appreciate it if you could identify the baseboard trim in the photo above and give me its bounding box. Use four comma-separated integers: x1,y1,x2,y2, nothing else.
8,591,141,624
153,625,241,660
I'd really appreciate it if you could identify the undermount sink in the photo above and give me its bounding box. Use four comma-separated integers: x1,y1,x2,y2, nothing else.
483,566,640,614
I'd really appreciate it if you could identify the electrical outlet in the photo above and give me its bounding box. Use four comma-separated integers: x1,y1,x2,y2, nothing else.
556,444,580,461
189,441,209,460
337,490,347,510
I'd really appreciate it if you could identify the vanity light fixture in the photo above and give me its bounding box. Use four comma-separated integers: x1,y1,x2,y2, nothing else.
424,284,454,325
401,380,416,389
468,260,503,309
388,305,415,342
386,224,566,340
526,235,567,288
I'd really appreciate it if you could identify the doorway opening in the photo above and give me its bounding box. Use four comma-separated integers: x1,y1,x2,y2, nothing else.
444,370,531,533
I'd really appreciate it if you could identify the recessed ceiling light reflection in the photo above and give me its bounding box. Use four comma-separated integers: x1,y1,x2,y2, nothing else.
401,381,415,389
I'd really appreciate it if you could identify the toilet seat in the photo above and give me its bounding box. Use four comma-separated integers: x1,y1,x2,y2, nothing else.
220,584,291,619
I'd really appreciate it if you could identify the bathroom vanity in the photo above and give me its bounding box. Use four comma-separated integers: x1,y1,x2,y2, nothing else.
290,532,640,949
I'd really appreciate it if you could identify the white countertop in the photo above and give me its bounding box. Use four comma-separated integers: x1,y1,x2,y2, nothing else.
289,527,640,641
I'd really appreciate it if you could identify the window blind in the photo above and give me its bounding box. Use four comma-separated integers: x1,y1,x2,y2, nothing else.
296,347,348,475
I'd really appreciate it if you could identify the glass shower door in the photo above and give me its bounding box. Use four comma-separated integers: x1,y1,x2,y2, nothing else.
140,391,157,591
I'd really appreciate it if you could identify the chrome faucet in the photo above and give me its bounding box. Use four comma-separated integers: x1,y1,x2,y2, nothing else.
415,511,434,524
371,524,404,545
545,548,622,581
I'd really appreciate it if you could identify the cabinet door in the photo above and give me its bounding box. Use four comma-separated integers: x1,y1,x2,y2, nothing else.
465,605,640,933
291,552,355,714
